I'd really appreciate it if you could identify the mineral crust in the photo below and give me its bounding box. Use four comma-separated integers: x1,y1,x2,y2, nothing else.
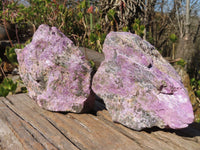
16,24,93,113
92,32,194,130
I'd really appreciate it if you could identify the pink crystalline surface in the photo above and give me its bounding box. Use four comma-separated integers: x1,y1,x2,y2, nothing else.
92,32,194,130
16,24,93,113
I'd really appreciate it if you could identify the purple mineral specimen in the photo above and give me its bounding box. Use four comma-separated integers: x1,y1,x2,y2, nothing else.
15,24,93,113
92,32,194,130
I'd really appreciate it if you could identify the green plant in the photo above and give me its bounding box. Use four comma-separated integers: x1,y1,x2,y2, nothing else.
169,33,178,43
191,77,200,99
86,4,94,31
0,78,17,97
122,26,129,32
76,1,106,52
1,0,108,53
0,0,70,35
0,1,2,10
107,9,118,30
89,28,106,53
21,87,27,93
195,115,200,123
169,33,178,60
107,9,116,21
176,58,186,68
89,60,95,69
5,40,31,67
132,19,145,37
5,46,19,66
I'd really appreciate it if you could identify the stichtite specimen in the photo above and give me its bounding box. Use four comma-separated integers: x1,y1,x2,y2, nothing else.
92,32,194,130
16,24,94,113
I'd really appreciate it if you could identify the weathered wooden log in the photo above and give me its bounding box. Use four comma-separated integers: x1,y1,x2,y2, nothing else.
79,47,104,68
0,94,200,150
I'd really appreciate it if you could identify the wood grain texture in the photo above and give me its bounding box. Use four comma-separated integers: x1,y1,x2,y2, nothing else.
0,94,200,150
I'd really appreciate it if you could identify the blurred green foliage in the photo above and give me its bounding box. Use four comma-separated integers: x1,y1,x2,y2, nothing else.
89,60,95,69
191,76,200,99
176,58,186,68
0,78,17,97
132,19,145,37
107,9,116,21
170,33,178,59
122,26,129,32
21,87,28,93
75,0,106,52
5,46,18,66
5,40,31,66
0,0,69,32
170,33,178,43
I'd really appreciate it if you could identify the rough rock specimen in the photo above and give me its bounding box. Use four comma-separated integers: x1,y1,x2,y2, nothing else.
92,32,194,130
173,64,200,123
15,24,93,113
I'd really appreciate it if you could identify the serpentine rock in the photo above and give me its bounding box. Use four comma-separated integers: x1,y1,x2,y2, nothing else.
15,24,93,113
92,32,194,130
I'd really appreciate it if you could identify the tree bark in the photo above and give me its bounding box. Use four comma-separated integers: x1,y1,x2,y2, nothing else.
175,38,195,70
193,19,200,43
185,0,190,39
175,0,196,74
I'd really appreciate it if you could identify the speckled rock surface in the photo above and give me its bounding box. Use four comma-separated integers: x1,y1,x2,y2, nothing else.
92,32,194,130
15,24,93,113
173,64,200,123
